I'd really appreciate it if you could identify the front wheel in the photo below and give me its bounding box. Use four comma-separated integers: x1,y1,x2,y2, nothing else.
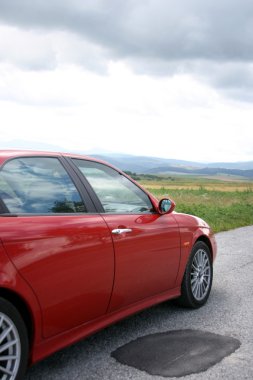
176,241,213,308
0,298,29,380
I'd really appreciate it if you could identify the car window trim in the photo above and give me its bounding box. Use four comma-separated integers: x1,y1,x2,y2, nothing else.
0,212,100,217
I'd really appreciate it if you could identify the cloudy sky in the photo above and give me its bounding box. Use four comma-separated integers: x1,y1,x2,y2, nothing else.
0,0,253,162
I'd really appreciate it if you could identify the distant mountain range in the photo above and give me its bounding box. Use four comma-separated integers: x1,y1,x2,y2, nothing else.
91,154,253,178
1,140,253,178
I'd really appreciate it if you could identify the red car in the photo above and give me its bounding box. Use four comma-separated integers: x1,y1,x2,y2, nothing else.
0,150,217,379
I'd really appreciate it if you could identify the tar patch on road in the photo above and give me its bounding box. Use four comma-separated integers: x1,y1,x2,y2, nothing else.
111,329,241,377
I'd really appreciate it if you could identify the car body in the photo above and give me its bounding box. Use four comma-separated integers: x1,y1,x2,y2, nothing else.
0,150,217,379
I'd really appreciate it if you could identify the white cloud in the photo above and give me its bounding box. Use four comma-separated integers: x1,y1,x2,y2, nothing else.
0,26,56,70
1,61,253,162
0,1,253,163
0,25,109,73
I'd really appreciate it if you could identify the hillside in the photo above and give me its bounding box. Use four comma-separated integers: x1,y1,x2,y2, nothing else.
91,154,253,178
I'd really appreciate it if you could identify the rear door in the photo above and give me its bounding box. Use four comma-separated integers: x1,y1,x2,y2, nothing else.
0,156,114,338
71,159,181,311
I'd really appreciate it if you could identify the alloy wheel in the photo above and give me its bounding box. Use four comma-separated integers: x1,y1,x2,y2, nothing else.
0,312,21,380
190,248,211,301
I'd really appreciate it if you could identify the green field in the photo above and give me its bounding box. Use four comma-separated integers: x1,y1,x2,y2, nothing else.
138,175,253,233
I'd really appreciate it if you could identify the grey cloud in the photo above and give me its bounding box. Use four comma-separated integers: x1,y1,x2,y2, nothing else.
0,0,253,98
207,63,253,102
0,0,253,62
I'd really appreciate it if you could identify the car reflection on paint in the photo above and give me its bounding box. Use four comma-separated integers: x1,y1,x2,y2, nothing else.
0,150,217,379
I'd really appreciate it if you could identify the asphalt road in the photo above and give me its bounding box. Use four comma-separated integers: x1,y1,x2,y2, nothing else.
25,226,253,380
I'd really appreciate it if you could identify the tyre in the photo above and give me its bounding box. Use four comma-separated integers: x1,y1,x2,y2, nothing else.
176,241,213,308
0,298,29,380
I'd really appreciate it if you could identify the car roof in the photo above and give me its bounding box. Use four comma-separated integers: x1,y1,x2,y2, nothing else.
0,149,107,167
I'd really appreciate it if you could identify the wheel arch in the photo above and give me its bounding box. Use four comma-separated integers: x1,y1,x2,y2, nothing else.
195,235,213,261
0,288,34,346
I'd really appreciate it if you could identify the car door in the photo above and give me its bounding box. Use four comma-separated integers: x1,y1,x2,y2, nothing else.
70,158,181,311
0,155,114,338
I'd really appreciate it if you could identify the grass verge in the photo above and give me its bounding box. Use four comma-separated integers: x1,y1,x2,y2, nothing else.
145,186,253,233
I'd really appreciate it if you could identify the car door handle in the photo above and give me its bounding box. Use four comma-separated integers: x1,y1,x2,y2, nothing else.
112,228,132,235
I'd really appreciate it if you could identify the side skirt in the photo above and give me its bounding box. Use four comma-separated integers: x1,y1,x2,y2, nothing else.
32,286,181,364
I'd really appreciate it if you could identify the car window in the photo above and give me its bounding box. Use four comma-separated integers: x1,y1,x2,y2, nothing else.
0,157,86,214
72,159,154,214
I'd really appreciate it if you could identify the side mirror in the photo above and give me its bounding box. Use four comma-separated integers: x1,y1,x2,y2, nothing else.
158,198,176,215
